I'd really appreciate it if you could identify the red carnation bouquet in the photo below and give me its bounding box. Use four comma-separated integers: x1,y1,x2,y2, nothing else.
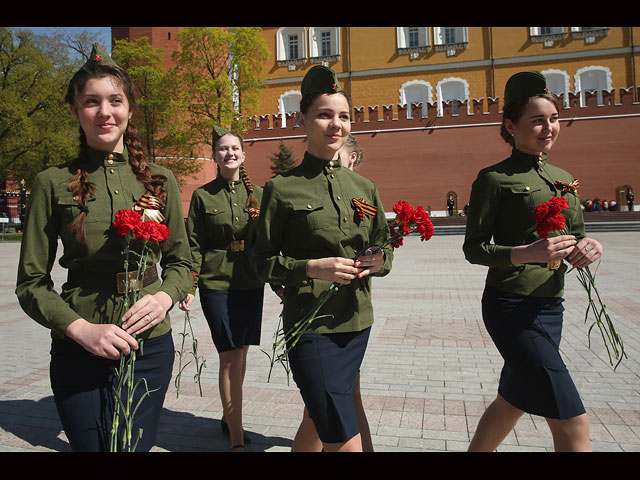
533,197,626,369
109,208,171,452
264,200,434,382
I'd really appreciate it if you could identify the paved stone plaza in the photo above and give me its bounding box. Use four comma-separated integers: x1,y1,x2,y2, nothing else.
0,231,638,452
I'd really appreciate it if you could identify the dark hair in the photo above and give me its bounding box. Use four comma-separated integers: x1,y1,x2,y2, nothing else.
500,94,563,147
65,62,167,244
214,132,260,212
299,90,352,115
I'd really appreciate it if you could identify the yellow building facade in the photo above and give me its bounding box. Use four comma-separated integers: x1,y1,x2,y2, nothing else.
257,27,639,121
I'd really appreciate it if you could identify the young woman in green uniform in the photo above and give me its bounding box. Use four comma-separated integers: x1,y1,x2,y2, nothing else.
463,71,602,451
253,66,393,452
15,44,192,451
179,128,265,451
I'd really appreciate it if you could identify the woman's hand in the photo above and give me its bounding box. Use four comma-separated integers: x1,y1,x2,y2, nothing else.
306,257,361,285
65,318,138,360
121,291,173,336
179,293,195,312
510,234,577,265
567,237,603,268
355,246,384,278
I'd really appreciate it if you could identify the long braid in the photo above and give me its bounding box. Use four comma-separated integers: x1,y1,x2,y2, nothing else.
67,128,97,244
124,122,167,206
239,163,260,211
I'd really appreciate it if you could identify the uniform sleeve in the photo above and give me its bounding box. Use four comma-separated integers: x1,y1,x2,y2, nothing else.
185,190,204,285
462,171,514,267
369,185,393,277
15,173,84,338
157,170,192,303
252,180,310,287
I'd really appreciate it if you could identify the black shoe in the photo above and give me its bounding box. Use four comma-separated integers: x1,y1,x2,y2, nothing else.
221,418,252,444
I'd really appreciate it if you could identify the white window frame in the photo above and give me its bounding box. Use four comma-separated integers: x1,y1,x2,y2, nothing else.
436,77,469,116
541,69,571,107
575,66,612,107
278,90,302,128
433,27,467,56
399,80,433,118
309,27,340,64
396,27,431,58
529,27,567,47
276,27,307,69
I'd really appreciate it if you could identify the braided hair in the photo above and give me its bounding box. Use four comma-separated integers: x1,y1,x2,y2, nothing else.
64,62,167,244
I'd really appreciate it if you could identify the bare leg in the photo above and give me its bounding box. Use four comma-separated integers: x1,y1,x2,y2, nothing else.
323,434,363,452
291,407,323,452
219,347,248,449
468,393,524,452
545,413,591,452
353,375,373,452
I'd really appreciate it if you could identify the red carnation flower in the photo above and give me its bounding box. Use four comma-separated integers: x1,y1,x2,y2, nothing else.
534,197,568,239
134,220,171,242
413,206,434,241
113,209,143,235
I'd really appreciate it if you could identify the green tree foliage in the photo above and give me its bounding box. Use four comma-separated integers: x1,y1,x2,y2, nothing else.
163,27,269,160
269,140,297,177
112,37,201,185
0,28,78,186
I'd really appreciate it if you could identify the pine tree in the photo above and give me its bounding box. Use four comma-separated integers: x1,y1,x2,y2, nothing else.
269,141,297,177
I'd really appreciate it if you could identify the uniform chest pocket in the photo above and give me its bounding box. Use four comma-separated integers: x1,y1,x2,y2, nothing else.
290,202,328,231
205,208,228,223
55,196,98,224
508,184,548,209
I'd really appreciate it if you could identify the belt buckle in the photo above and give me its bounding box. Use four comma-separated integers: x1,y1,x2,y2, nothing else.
230,240,245,252
117,270,142,294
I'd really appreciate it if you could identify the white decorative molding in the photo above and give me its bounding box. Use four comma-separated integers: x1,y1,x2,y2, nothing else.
541,69,571,107
399,80,433,118
276,27,307,67
436,77,470,116
309,27,340,59
396,27,431,56
278,90,302,128
574,65,612,107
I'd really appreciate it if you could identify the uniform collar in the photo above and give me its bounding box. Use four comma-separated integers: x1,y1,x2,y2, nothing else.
214,174,242,191
511,148,548,167
85,146,129,166
301,151,343,174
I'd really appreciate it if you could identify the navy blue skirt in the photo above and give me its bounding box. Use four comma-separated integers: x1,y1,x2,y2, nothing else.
287,327,370,444
482,285,585,420
199,288,264,353
50,331,174,452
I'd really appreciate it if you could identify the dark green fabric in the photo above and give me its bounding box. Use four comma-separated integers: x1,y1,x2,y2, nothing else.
463,148,586,297
253,152,393,334
504,70,548,105
186,176,264,291
15,146,192,340
301,65,343,97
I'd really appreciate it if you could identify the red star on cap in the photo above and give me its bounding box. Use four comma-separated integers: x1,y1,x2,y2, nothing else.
332,83,338,91
94,55,102,62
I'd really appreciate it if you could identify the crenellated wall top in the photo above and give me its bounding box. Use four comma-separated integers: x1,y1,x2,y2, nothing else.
246,87,640,139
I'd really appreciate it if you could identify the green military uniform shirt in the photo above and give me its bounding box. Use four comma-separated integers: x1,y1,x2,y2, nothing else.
15,146,192,340
186,176,264,291
253,152,393,334
463,148,585,297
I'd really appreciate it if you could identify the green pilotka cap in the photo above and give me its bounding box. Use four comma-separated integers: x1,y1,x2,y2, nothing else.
301,65,343,97
504,70,549,106
84,43,119,69
212,125,232,143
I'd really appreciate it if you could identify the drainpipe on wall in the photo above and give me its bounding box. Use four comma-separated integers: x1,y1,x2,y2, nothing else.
489,27,496,98
631,27,637,103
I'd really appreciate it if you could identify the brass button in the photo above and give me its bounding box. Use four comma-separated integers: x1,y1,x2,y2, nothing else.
110,168,115,174
234,216,239,222
107,159,113,165
108,154,114,159
525,186,530,191
302,280,308,285
337,195,341,201
233,202,238,207
114,190,119,195
329,161,334,167
343,217,348,222
73,196,78,201
329,174,335,179
231,190,235,194
307,204,312,209
213,209,218,213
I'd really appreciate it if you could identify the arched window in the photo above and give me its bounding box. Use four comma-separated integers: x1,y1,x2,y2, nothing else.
309,27,340,63
542,69,570,107
276,27,307,69
575,66,612,107
278,91,301,128
436,77,469,116
399,80,433,118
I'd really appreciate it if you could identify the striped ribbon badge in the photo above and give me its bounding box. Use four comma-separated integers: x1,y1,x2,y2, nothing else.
351,197,377,221
133,194,165,223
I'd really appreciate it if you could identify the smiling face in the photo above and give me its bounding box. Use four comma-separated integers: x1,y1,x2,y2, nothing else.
69,76,132,153
300,93,351,160
214,133,245,180
505,97,560,155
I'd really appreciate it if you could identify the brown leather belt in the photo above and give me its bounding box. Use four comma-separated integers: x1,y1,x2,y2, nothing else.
217,240,246,252
67,265,159,293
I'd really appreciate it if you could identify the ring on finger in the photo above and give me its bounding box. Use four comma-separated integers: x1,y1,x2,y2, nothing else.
148,313,154,321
